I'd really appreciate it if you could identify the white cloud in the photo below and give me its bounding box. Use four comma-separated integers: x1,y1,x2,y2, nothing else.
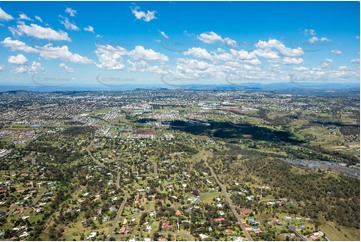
308,36,330,43
8,26,22,36
128,46,168,62
224,37,237,47
215,48,225,53
304,29,316,36
35,16,42,23
65,7,77,17
95,43,169,70
1,37,92,64
8,54,28,65
214,52,233,62
324,58,333,63
244,58,261,65
184,47,213,61
230,49,257,60
1,37,37,53
351,58,360,64
0,8,13,21
16,22,71,41
84,26,94,33
331,49,342,55
60,17,79,31
13,61,42,74
283,57,303,64
253,49,280,60
197,31,238,48
19,13,32,21
198,31,223,44
59,63,74,73
127,60,167,74
131,6,157,22
293,66,309,71
159,30,168,39
96,34,102,38
0,65,4,71
177,58,212,71
95,44,127,70
255,39,304,57
36,44,93,64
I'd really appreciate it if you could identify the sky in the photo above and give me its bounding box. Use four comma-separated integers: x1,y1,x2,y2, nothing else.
0,1,359,88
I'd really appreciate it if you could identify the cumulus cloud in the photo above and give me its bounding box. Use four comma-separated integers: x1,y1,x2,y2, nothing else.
19,13,32,21
0,65,5,71
59,63,74,73
8,54,28,65
131,6,157,22
255,39,304,57
197,31,237,46
60,17,79,31
293,66,309,71
95,43,168,70
84,26,94,33
2,37,37,53
224,37,237,47
1,37,92,64
0,8,13,21
198,31,223,44
13,61,42,74
15,22,71,41
177,58,212,72
95,44,127,70
127,60,167,74
253,49,280,60
35,44,93,64
283,57,303,64
35,16,42,23
128,46,168,62
65,7,77,17
351,58,360,64
230,49,257,60
159,30,168,39
331,49,342,55
184,47,213,61
308,36,330,43
304,29,316,36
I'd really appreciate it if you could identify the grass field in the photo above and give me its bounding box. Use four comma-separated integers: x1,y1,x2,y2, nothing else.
320,221,360,241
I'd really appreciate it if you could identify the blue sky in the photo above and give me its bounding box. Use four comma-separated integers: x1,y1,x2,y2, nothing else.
0,1,359,87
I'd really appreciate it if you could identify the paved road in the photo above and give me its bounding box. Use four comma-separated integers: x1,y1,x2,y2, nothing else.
108,193,129,240
153,161,158,177
87,146,107,169
289,225,307,241
32,187,46,206
206,162,253,241
116,171,120,189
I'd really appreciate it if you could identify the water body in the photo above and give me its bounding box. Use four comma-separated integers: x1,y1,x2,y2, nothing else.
279,158,360,179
